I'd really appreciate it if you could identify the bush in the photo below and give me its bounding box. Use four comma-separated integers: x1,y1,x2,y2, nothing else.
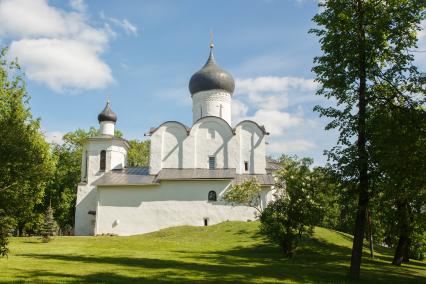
260,155,324,257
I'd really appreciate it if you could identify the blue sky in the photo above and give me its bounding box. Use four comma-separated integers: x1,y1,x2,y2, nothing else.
1,0,425,165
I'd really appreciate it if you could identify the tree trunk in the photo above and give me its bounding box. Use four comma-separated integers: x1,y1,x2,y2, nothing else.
392,200,411,265
350,0,369,280
18,224,24,237
403,238,410,263
367,209,374,258
393,235,409,265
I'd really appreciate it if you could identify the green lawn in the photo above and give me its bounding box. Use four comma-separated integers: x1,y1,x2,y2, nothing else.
0,222,424,283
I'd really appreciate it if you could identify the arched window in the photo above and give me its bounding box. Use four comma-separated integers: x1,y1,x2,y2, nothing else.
100,150,106,171
208,190,217,202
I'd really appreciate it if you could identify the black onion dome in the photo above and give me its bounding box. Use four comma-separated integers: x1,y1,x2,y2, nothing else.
98,101,117,123
189,49,235,96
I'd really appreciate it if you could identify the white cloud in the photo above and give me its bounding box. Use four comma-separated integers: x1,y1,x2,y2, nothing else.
70,0,86,13
268,139,315,153
233,75,322,156
44,131,64,144
10,39,112,91
247,109,302,136
100,11,138,36
0,0,137,93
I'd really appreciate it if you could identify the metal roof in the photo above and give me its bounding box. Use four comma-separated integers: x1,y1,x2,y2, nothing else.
157,168,236,180
234,174,275,186
98,101,117,123
189,48,235,96
93,167,274,186
92,167,157,186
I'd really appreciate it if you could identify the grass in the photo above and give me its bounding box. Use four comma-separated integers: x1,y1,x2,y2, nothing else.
0,221,425,283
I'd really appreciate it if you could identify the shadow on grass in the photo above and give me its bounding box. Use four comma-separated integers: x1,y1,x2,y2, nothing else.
16,235,425,284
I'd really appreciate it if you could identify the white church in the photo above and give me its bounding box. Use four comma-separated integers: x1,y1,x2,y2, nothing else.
75,44,276,236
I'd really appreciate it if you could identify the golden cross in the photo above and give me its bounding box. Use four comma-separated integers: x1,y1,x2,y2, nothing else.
106,93,111,103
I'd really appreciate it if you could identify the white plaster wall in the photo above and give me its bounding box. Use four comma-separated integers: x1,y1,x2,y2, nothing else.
75,138,128,235
192,90,232,125
100,121,115,136
235,122,266,174
75,184,97,235
149,117,267,174
191,118,236,169
96,180,263,236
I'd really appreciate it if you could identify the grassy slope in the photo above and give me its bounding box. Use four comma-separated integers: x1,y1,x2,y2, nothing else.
0,222,424,283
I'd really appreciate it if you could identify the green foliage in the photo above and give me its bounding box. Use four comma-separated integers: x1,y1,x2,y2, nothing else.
310,0,426,276
0,48,55,242
260,156,325,257
0,210,12,257
127,140,150,167
222,178,262,213
40,204,57,243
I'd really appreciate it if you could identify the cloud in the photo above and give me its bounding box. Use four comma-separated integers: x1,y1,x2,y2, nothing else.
100,11,138,36
70,0,86,13
233,75,322,157
0,0,137,93
44,131,65,144
268,139,315,153
10,39,112,91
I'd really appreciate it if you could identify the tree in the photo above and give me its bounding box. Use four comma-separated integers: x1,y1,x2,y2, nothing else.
260,155,324,257
310,0,425,279
0,210,11,257
127,140,150,167
222,178,263,214
369,106,426,264
0,48,55,242
40,203,57,243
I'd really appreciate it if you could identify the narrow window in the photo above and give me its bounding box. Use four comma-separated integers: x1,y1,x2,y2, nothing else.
209,156,215,170
208,191,217,202
244,161,249,171
204,218,209,226
200,105,203,117
100,150,106,171
83,151,88,181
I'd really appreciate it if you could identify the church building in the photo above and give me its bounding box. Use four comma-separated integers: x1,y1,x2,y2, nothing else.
75,44,276,236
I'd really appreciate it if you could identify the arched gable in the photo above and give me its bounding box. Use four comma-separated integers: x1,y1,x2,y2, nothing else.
233,120,269,135
190,116,235,137
149,121,189,136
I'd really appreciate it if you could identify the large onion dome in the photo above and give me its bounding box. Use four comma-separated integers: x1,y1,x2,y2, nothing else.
98,101,117,123
189,48,235,96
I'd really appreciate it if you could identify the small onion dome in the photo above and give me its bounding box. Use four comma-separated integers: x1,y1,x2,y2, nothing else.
98,101,117,123
189,49,235,96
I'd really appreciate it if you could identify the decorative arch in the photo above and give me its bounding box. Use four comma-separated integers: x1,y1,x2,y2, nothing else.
234,120,269,135
190,116,235,136
149,121,190,136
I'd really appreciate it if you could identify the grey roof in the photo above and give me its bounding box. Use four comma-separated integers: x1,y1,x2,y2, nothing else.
266,157,282,172
234,174,275,186
189,48,235,96
157,168,236,180
98,101,117,123
93,167,274,186
92,167,157,186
